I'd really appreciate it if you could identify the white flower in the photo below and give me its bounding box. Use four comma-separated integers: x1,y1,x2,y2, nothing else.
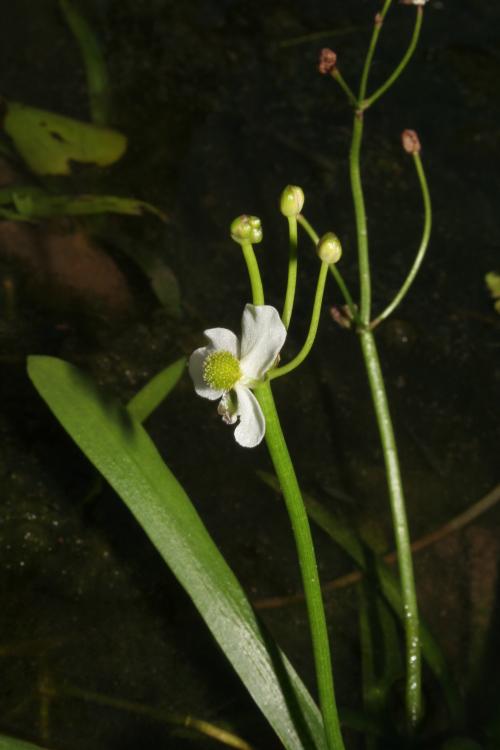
189,304,286,448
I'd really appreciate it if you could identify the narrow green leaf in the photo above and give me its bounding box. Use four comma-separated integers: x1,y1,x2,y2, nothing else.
127,357,186,422
11,188,165,221
357,577,402,745
0,737,48,750
28,356,327,750
3,101,126,175
0,207,33,223
59,0,110,126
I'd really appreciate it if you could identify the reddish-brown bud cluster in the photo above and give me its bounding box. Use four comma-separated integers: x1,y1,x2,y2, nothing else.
401,129,421,154
318,48,337,75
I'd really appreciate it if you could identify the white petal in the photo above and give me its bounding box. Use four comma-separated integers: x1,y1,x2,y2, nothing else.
188,347,224,400
239,304,287,381
233,385,265,448
203,327,240,357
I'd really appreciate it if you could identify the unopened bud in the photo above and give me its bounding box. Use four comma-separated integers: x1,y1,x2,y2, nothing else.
401,129,421,154
280,185,305,217
318,48,337,75
230,215,263,244
317,232,342,264
330,305,354,329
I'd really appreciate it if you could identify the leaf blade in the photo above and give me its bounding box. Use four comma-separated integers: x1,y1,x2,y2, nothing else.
0,737,49,750
28,356,326,750
4,101,127,175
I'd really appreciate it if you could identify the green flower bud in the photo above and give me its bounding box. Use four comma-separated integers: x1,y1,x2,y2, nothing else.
230,215,263,245
280,185,305,217
317,232,342,264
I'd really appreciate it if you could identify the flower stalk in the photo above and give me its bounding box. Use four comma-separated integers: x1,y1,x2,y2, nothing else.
358,0,393,104
361,7,424,111
297,214,359,323
282,217,299,330
281,185,305,329
343,2,424,729
322,0,428,729
255,381,345,750
331,68,357,107
358,329,421,725
231,215,265,306
232,215,345,749
370,141,431,328
242,241,265,306
270,260,329,381
349,113,371,325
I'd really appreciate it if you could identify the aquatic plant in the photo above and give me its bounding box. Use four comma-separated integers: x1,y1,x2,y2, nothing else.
19,2,493,750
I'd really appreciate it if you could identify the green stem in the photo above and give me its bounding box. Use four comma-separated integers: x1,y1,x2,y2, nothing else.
295,214,318,245
362,8,424,110
297,214,359,323
358,329,421,728
269,262,329,380
255,381,345,750
371,151,431,328
348,1,423,728
358,0,393,102
282,216,298,329
241,241,265,306
331,69,357,107
353,0,395,324
349,113,371,325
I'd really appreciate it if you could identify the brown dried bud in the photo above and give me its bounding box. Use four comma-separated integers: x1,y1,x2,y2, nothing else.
318,48,337,75
401,129,421,154
329,305,353,330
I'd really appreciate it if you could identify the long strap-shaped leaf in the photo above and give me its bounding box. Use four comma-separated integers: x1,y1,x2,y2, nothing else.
0,736,48,750
27,356,326,750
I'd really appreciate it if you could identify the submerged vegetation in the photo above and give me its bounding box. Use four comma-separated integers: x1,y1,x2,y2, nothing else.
0,1,499,749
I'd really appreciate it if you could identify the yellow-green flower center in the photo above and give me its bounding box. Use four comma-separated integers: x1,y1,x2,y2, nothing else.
203,350,241,391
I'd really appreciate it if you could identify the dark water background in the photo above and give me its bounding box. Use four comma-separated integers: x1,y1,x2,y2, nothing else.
0,1,499,748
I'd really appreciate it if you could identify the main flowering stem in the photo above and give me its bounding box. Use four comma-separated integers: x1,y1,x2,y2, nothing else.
358,329,421,725
351,115,422,734
347,4,423,728
237,229,344,748
255,381,345,750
